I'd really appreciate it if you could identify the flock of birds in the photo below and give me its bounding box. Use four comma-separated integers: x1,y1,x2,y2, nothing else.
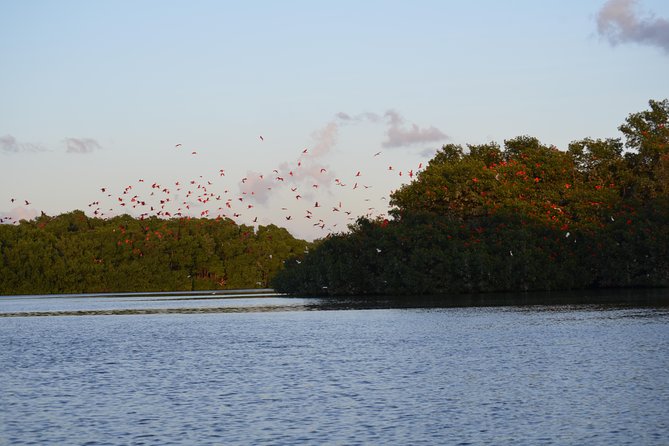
3,136,427,239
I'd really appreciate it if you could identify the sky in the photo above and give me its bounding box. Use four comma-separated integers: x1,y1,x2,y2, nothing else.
1,0,668,241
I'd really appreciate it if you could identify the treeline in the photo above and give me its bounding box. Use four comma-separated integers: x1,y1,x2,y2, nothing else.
272,99,669,295
0,212,310,295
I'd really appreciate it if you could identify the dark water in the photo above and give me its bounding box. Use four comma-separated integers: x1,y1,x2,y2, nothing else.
1,292,668,445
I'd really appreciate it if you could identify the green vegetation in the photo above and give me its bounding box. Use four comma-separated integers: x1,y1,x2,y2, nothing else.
272,99,669,295
0,213,310,295
2,100,667,297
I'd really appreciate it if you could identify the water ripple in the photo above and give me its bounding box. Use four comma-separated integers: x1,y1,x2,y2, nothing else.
1,303,668,444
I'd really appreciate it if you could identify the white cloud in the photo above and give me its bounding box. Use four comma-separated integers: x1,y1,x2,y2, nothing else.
597,0,669,54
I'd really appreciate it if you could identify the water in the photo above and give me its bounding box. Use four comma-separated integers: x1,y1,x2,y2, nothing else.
1,292,669,445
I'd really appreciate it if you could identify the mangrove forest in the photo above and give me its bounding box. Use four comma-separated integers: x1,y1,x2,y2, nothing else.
272,99,669,295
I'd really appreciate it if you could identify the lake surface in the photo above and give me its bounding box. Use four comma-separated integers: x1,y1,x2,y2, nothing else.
1,290,669,445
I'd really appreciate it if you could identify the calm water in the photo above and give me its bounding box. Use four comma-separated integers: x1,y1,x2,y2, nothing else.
1,292,668,445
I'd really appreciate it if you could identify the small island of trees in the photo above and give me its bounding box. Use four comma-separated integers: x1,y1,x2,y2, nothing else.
271,99,669,295
0,214,310,295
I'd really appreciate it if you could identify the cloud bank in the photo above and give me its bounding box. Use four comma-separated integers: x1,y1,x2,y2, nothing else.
0,135,45,153
336,110,448,148
381,110,448,148
237,110,447,205
597,0,669,54
64,137,101,154
239,122,336,204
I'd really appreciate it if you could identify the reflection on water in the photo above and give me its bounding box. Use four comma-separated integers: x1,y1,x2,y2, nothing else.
1,287,667,317
1,289,668,445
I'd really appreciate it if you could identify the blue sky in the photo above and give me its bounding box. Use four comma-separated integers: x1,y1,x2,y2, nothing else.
2,0,668,240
